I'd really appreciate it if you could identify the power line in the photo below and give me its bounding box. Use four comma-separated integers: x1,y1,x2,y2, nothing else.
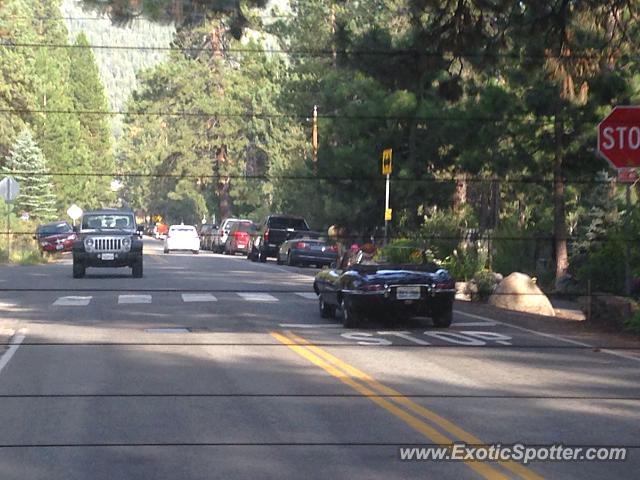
0,41,614,59
0,107,559,123
0,171,623,185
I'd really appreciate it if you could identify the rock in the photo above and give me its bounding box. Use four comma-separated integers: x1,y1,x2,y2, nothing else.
455,282,471,301
488,272,555,316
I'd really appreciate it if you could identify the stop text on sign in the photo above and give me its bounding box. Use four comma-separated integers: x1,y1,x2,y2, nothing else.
597,106,640,168
600,126,640,150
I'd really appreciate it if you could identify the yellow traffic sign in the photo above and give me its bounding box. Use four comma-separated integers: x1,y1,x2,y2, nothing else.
384,208,392,221
382,148,392,175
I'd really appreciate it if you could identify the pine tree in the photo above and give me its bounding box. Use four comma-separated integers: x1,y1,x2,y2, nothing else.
2,129,57,221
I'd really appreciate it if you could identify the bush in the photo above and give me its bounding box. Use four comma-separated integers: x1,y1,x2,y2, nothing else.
418,210,466,260
574,236,632,295
377,238,432,264
625,310,640,334
473,271,500,301
441,246,487,281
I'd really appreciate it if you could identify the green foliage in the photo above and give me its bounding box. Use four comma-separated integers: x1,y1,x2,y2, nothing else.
442,247,487,282
625,310,640,334
377,239,428,265
2,129,57,222
471,271,499,302
575,235,629,294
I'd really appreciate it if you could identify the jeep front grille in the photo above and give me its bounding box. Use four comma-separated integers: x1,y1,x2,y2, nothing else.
94,237,122,252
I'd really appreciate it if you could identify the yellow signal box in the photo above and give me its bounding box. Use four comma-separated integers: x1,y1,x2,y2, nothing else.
382,148,392,175
384,208,392,221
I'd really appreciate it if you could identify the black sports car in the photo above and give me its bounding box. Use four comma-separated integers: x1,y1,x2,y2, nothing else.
313,251,455,328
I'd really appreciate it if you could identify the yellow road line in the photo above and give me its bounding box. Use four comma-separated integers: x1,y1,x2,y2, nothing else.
271,331,510,480
285,331,543,480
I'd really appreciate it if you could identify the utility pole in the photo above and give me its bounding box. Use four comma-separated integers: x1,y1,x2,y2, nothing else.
312,105,318,174
381,149,392,245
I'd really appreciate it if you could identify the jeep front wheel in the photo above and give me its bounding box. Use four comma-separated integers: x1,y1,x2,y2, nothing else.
132,260,143,278
72,260,85,279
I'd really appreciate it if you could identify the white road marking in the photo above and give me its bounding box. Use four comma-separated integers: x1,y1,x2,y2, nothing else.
0,329,26,376
452,321,497,327
181,293,218,303
279,323,342,328
145,328,190,333
454,309,640,363
53,296,92,306
118,295,152,304
237,292,279,302
294,292,317,300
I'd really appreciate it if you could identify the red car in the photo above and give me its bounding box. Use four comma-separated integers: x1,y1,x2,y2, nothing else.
224,221,256,255
34,221,76,254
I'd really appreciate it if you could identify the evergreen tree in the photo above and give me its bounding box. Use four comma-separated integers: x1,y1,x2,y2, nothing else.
2,128,57,221
68,32,116,206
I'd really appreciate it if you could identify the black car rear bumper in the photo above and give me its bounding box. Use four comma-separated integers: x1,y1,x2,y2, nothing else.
345,290,454,317
73,251,142,268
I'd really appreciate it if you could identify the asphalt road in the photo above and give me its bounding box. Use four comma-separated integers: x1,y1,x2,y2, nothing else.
0,238,638,479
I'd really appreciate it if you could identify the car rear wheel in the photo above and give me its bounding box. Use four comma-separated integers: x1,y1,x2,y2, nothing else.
192,250,199,255
259,250,267,263
340,296,360,328
72,260,85,279
276,254,283,265
432,310,452,328
287,251,296,267
164,248,169,254
132,260,143,278
319,295,336,319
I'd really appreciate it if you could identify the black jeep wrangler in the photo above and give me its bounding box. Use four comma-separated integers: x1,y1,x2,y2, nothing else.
72,209,143,278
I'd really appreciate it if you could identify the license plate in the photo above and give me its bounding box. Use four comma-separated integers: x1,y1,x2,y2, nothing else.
101,253,115,260
396,286,421,300
56,244,64,250
237,244,246,249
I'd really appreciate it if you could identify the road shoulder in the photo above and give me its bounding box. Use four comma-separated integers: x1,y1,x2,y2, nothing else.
454,300,640,349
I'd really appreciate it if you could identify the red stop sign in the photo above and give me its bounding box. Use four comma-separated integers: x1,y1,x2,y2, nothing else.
598,106,640,168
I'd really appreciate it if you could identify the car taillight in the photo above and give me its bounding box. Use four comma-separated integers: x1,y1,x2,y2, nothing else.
296,242,309,249
435,281,455,290
264,229,269,242
361,284,385,292
326,245,338,252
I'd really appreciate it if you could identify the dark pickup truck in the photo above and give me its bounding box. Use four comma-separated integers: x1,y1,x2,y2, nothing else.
248,214,311,262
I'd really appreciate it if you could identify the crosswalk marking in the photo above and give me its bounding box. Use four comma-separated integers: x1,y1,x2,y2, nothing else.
237,292,279,302
181,293,218,303
53,296,92,306
50,292,316,306
294,292,317,300
118,294,152,304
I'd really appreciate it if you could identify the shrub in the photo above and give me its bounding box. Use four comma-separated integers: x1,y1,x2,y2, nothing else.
472,271,500,301
377,238,432,264
624,309,640,334
441,246,487,281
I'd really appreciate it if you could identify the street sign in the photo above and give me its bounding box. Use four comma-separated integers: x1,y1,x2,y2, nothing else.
382,148,392,175
0,176,20,203
598,106,640,168
67,204,83,221
384,208,392,221
617,168,639,183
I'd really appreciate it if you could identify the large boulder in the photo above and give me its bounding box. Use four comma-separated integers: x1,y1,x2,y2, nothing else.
488,272,555,317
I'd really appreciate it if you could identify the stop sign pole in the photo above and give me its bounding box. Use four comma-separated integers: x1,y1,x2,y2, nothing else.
597,106,640,295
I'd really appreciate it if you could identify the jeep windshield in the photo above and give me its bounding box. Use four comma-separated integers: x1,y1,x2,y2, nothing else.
81,214,135,231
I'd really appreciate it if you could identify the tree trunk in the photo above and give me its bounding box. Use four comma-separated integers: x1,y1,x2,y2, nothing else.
554,112,569,282
453,174,467,214
216,145,232,220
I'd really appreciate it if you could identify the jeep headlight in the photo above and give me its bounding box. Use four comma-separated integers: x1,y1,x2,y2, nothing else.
122,237,132,251
84,237,94,252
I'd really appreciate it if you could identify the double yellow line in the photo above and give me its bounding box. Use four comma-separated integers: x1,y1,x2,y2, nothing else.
271,330,543,480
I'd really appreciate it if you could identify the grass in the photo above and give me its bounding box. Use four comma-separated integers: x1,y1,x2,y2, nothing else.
0,234,49,265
